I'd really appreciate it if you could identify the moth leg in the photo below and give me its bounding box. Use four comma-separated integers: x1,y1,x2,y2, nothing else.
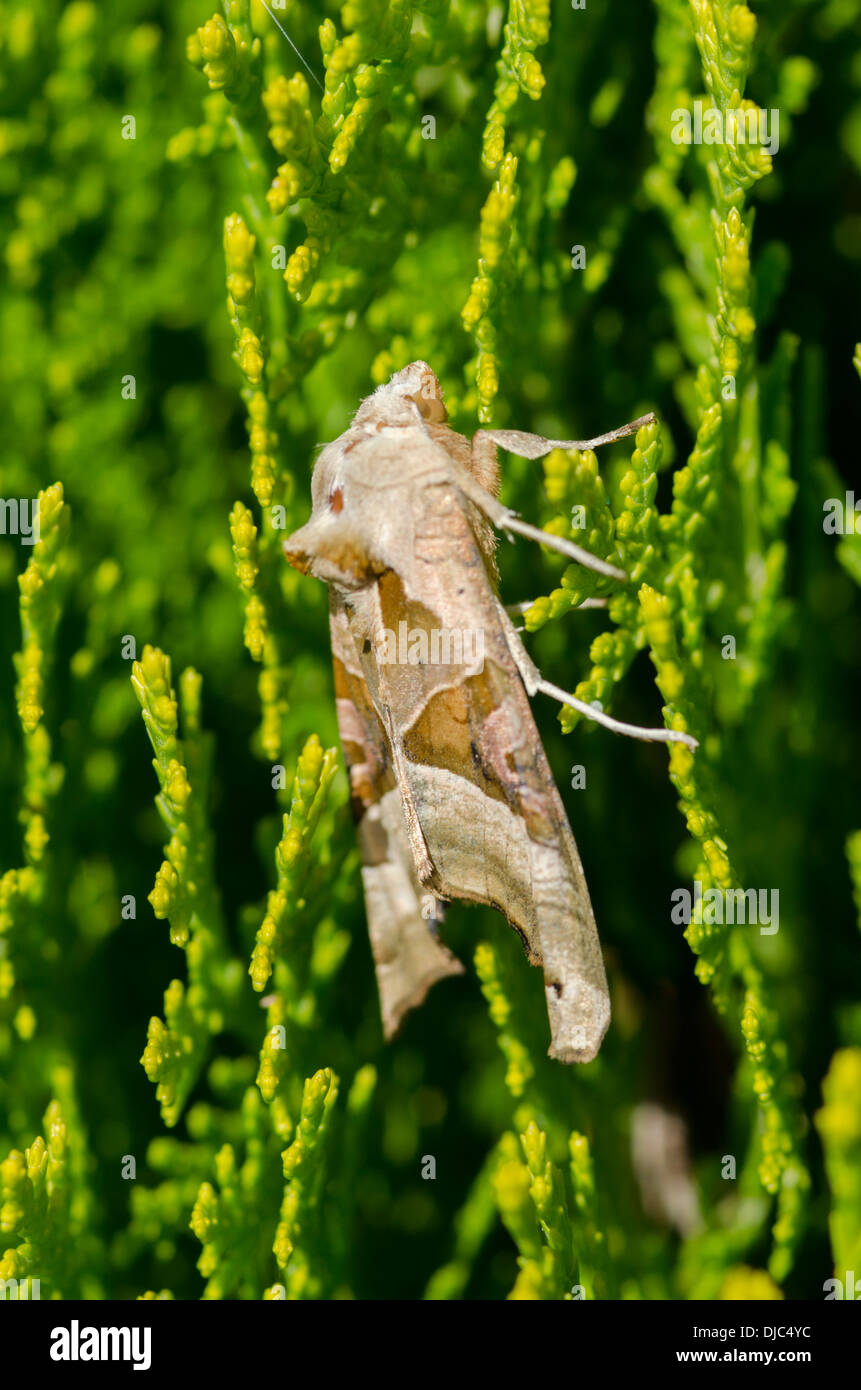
536,678,698,750
473,413,656,461
455,469,626,581
467,412,657,580
506,598,607,619
499,606,698,751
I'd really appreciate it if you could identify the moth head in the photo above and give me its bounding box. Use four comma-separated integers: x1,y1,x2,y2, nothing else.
355,360,448,426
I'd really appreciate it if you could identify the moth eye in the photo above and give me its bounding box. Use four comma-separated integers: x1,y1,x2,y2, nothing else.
329,487,344,513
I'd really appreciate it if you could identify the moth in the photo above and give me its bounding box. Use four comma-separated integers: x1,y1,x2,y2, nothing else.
283,363,695,1063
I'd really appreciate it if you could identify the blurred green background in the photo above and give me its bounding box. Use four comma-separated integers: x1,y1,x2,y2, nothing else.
1,0,860,1300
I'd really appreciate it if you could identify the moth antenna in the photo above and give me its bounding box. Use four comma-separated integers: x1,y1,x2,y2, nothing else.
536,678,699,750
501,513,627,581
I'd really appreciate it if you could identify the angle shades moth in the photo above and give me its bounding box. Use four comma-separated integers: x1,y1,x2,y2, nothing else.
283,363,696,1063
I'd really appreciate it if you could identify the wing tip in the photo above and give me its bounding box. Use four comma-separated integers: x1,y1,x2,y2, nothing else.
548,1037,603,1065
546,982,611,1064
